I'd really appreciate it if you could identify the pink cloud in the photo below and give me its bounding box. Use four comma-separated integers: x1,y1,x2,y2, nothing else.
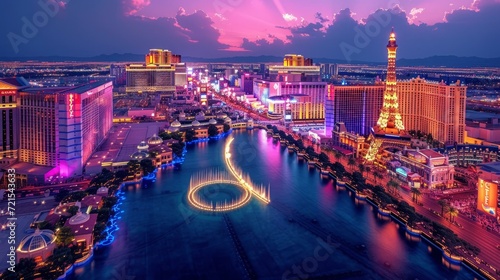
126,0,151,15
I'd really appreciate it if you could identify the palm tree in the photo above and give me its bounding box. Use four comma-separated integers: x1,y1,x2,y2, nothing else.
334,151,342,163
348,157,356,172
358,164,365,177
414,188,422,203
410,187,421,203
373,170,381,184
365,166,371,179
446,205,458,222
387,179,400,195
438,199,448,216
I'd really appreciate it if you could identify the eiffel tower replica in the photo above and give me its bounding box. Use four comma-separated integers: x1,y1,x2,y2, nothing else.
365,29,411,163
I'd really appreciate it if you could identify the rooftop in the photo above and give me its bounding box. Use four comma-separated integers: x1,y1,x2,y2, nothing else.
22,80,111,95
65,213,98,236
86,122,166,170
0,77,30,88
59,80,112,94
22,87,69,95
419,149,445,159
478,162,500,175
8,162,57,176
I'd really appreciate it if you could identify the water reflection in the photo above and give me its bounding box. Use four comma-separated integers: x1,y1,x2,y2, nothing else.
73,130,476,280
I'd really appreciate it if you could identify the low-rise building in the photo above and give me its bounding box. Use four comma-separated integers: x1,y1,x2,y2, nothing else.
435,144,499,167
64,211,98,253
465,118,500,148
331,122,366,158
16,229,56,263
391,148,455,189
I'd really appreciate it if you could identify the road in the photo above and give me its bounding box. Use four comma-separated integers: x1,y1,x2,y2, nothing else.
214,93,270,122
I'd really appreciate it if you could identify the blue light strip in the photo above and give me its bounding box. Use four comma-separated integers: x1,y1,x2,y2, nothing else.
97,189,125,247
96,130,233,248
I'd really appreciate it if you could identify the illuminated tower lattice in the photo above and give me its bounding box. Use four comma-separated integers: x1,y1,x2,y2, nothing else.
365,29,411,163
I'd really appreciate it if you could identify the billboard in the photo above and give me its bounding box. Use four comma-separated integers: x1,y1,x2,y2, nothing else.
67,94,81,119
477,179,498,217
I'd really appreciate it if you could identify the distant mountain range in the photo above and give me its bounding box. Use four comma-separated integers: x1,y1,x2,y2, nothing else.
1,54,500,68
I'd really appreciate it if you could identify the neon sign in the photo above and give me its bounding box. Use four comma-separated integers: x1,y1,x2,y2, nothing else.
477,179,498,217
68,94,74,118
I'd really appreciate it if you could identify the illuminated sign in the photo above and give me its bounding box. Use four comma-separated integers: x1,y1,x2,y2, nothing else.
477,179,498,217
68,94,74,118
270,82,280,97
0,90,16,95
285,109,292,121
396,167,408,177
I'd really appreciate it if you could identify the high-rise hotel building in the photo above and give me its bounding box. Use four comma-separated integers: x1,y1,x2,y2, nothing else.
0,78,30,167
326,77,466,145
14,81,113,185
398,77,466,145
325,83,384,136
253,54,326,121
126,49,186,94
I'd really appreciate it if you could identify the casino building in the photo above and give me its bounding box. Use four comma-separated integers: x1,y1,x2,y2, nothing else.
0,78,30,168
325,78,466,145
12,81,113,186
126,49,186,97
252,54,326,121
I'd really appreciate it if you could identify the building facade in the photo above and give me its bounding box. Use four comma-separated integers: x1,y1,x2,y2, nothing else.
126,49,186,94
332,122,366,158
465,118,500,147
392,149,455,189
254,80,326,121
18,81,113,183
398,77,466,145
435,144,499,167
327,78,467,145
325,84,384,136
0,78,29,167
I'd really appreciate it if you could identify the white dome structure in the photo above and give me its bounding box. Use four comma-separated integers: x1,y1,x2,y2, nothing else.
192,120,201,127
97,187,109,196
131,151,149,160
148,134,163,146
178,111,186,121
137,141,149,151
68,211,90,225
171,119,182,128
224,117,232,124
209,118,217,125
216,113,227,119
195,112,206,121
17,229,56,262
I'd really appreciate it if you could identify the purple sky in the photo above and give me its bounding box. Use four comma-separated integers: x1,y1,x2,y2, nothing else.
136,0,477,50
2,0,500,61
